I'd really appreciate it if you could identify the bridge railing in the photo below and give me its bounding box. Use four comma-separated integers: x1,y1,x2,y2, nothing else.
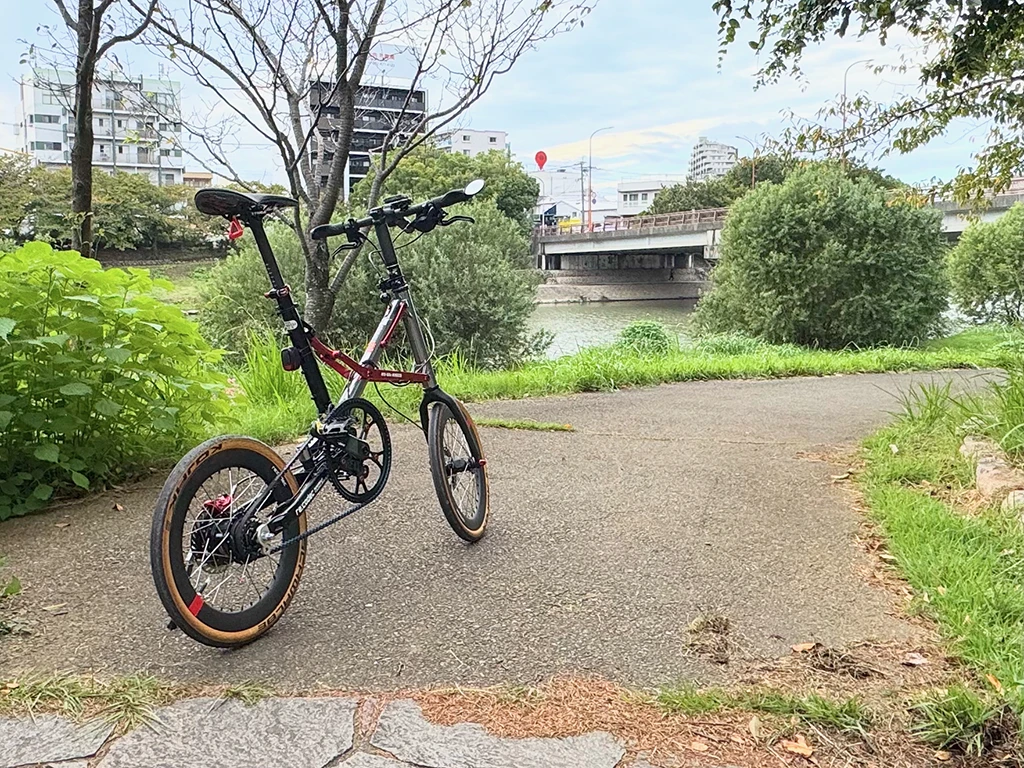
536,208,729,237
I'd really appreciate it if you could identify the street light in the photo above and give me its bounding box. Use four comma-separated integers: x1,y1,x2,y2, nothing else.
735,134,757,187
588,126,613,231
841,58,873,168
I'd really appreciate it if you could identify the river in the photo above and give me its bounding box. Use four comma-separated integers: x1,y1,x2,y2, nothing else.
528,299,698,358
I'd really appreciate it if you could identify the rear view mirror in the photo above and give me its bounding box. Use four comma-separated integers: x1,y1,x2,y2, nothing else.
464,179,485,196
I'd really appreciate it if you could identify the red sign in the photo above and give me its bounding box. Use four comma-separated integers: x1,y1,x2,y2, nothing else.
535,151,547,171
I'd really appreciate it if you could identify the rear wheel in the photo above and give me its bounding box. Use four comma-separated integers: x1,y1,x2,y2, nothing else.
151,436,306,648
428,400,489,542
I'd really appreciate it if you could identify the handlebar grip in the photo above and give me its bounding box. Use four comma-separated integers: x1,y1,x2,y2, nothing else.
310,222,348,241
429,189,470,209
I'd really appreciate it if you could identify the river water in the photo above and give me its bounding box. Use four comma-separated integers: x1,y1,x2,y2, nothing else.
528,299,698,358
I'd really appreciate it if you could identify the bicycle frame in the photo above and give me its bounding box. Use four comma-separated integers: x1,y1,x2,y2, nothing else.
242,212,438,418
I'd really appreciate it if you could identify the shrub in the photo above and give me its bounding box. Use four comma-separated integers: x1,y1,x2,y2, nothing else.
695,164,948,348
949,203,1024,324
616,320,673,354
199,201,547,368
0,243,228,520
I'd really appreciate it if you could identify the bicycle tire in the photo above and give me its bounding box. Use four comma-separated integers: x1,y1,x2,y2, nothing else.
151,436,306,648
428,400,489,542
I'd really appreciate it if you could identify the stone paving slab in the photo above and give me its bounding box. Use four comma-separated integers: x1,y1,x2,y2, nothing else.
371,699,626,768
0,715,112,768
95,697,358,768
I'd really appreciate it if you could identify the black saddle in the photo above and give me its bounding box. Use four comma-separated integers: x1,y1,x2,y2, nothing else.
194,188,298,218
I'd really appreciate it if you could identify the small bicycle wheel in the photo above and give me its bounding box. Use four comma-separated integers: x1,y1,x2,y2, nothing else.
428,399,489,542
151,436,306,648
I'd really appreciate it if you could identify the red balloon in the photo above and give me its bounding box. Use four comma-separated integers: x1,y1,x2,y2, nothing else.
535,151,547,170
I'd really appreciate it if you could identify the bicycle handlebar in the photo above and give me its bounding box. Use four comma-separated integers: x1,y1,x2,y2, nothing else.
310,178,485,241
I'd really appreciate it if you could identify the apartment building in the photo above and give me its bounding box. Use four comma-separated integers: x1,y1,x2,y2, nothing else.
617,179,674,216
688,136,738,181
21,68,185,185
442,129,508,157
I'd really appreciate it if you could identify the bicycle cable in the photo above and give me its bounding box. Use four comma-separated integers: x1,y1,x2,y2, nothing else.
373,381,425,434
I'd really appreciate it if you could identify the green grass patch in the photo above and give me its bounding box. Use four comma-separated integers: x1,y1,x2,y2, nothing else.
475,418,574,432
657,685,871,734
911,685,1016,756
225,327,1010,447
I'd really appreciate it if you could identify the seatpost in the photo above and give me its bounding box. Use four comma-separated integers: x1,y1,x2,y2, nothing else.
246,216,332,415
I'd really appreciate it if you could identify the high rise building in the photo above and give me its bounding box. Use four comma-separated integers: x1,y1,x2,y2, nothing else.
21,68,185,185
309,46,428,199
442,129,508,158
688,136,738,181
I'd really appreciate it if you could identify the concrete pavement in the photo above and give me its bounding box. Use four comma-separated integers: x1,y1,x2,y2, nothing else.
0,370,988,689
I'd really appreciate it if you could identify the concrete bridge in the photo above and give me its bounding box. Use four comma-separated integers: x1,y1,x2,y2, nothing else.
532,196,1023,302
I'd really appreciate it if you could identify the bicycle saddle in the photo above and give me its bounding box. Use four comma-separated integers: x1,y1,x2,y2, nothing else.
195,188,299,218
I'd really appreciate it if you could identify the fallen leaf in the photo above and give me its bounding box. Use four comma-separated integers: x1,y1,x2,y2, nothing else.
730,734,744,744
936,586,947,595
55,522,71,529
987,673,1004,694
781,734,814,757
889,443,900,454
879,552,897,562
689,740,709,752
830,471,851,482
935,750,952,761
748,714,763,740
113,503,125,512
41,603,67,612
791,642,819,653
902,652,928,666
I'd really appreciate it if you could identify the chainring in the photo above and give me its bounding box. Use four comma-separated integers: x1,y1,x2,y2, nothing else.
323,397,392,504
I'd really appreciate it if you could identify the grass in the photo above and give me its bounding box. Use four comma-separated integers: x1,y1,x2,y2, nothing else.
858,377,1024,754
225,325,1012,447
0,673,175,731
475,418,574,432
656,685,871,735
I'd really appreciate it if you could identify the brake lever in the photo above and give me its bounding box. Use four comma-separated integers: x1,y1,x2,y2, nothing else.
440,215,475,226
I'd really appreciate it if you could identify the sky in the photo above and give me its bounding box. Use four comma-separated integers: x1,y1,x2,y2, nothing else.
0,0,987,197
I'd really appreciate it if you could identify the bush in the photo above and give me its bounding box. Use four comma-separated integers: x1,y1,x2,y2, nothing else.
616,320,673,354
695,164,948,348
199,201,547,368
0,243,228,520
949,203,1024,324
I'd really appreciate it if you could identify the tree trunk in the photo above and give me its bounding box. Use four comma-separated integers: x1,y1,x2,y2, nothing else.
70,1,95,260
304,239,335,334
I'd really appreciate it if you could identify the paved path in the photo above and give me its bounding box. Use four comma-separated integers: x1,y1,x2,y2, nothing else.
0,371,987,689
0,696,633,768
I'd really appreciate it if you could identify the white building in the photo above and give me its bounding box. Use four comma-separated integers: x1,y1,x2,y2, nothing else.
688,136,738,181
21,68,185,185
443,129,508,157
617,179,674,217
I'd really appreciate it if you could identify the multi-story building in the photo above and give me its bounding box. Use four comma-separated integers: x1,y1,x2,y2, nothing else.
617,179,674,217
182,171,213,189
688,137,738,181
442,129,508,157
21,68,185,185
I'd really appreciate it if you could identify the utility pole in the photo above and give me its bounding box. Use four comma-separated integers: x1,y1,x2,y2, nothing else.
736,135,757,187
588,126,612,231
579,159,586,230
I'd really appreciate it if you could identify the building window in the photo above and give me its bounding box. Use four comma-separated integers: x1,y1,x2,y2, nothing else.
117,119,123,128
117,145,124,154
173,149,182,157
160,148,170,156
489,136,497,143
622,194,628,202
31,141,61,151
641,193,648,201
98,144,107,153
462,135,470,142
98,118,104,127
162,173,175,184
462,149,471,156
41,92,62,106
628,193,638,201
33,114,60,124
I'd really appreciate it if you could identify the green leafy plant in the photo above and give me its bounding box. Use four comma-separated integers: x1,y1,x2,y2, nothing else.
695,164,948,348
911,686,1015,756
949,203,1024,324
616,320,674,355
0,243,229,520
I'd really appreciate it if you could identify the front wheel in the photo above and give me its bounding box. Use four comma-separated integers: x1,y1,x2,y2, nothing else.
150,436,307,648
428,400,489,542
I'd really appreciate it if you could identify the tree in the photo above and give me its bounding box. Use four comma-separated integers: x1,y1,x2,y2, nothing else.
44,1,158,259
724,154,795,191
694,164,947,348
135,0,588,334
949,203,1024,324
713,0,1024,202
0,155,34,238
349,145,540,229
646,177,737,214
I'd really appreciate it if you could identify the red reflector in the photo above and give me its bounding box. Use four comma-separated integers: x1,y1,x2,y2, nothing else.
227,218,244,240
188,594,204,616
